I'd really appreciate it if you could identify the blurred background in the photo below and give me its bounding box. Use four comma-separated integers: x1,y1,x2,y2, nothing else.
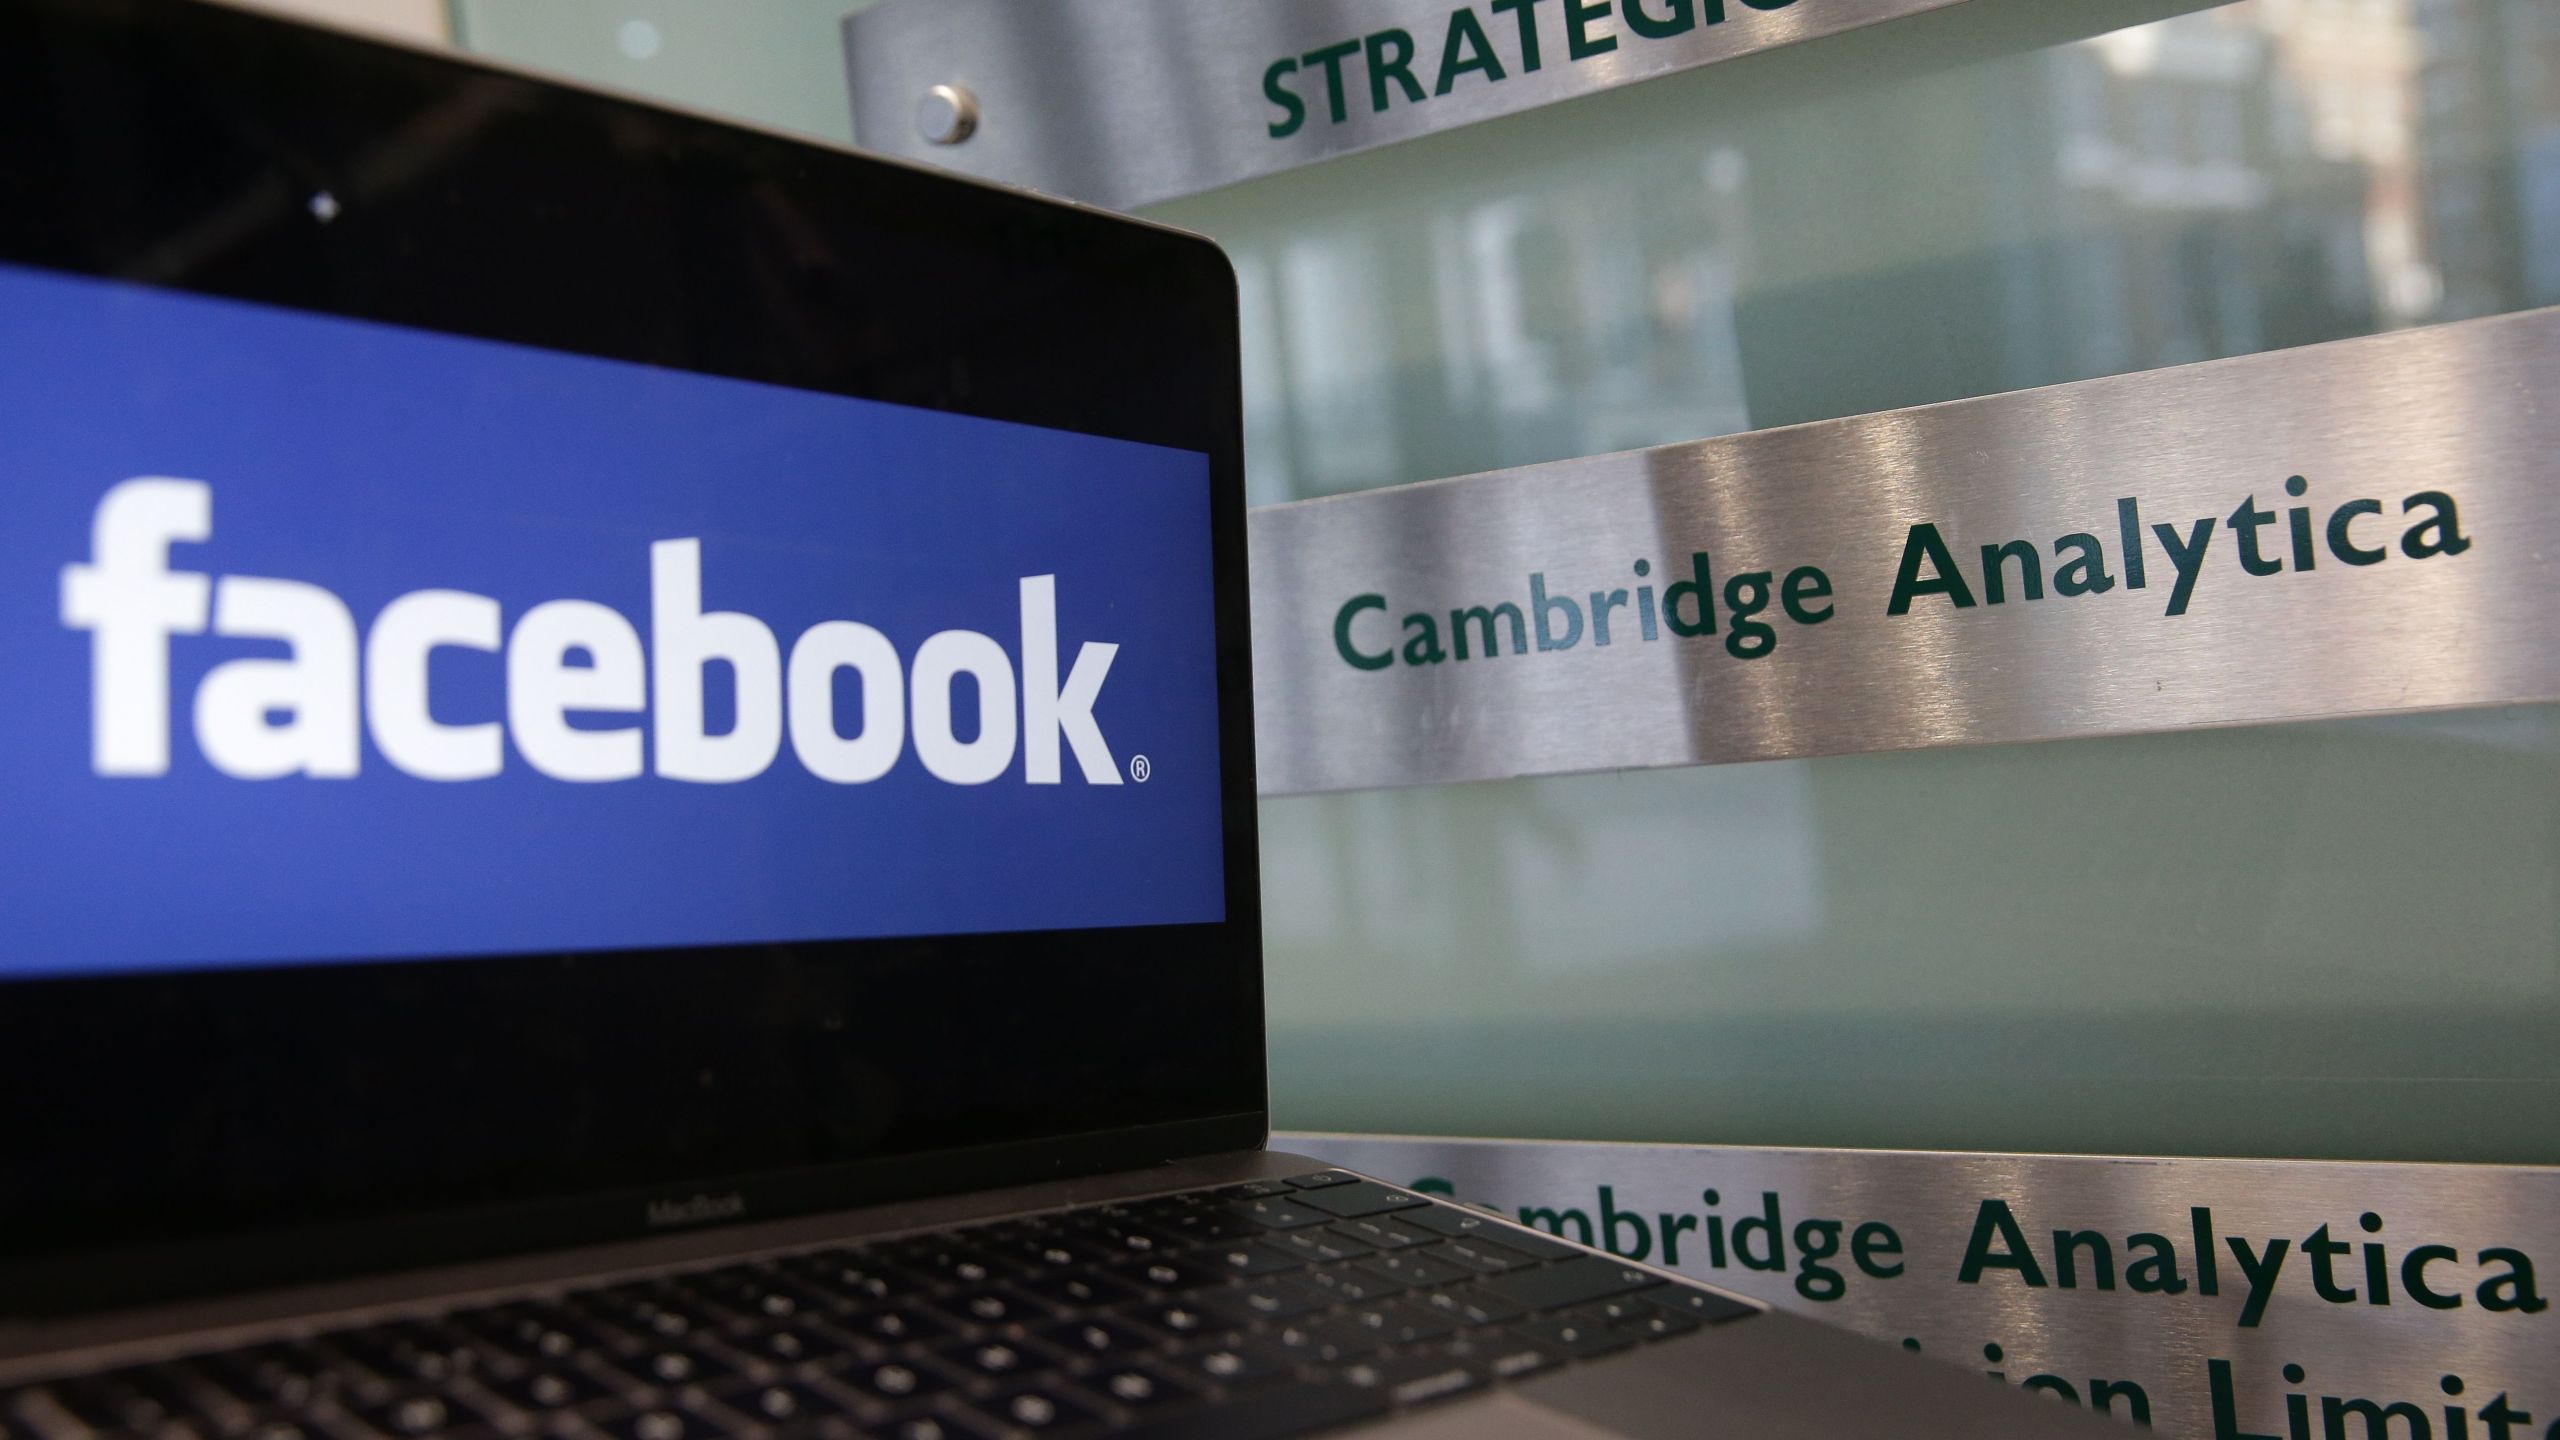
262,0,2560,1163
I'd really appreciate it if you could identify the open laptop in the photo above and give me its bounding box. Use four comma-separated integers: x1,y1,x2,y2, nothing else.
0,3,2107,1437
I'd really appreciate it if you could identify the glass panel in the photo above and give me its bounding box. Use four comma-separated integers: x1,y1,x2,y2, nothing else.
1149,0,2560,1162
1144,0,2560,505
456,0,2560,1162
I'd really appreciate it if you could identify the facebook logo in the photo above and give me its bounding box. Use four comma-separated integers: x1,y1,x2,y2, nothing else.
0,263,1226,979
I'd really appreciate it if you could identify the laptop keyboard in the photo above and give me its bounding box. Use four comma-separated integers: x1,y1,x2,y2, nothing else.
2,1172,1755,1440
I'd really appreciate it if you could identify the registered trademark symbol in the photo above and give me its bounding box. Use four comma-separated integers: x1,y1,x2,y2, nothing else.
1129,755,1152,783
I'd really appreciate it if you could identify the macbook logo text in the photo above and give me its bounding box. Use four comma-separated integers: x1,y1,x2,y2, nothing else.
60,478,1123,786
645,1192,747,1228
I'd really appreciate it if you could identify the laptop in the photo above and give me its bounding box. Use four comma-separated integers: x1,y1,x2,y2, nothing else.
0,3,2105,1437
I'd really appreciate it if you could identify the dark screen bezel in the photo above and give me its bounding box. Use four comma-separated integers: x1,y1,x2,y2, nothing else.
0,0,1265,1316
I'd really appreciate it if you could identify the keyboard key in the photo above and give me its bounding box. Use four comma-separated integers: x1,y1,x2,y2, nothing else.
1435,1236,1540,1273
846,1306,951,1346
1445,1329,1566,1380
1619,1308,1702,1342
1336,1301,1455,1345
839,1358,950,1405
223,1416,324,1440
334,1322,479,1384
717,1381,855,1426
694,1273,812,1321
935,1335,1061,1381
580,1282,723,1341
1511,1313,1638,1361
1115,1380,1387,1440
1223,1196,1330,1231
1271,1317,1391,1364
1008,1234,1106,1270
946,1287,1041,1326
1040,1318,1162,1359
1358,1249,1469,1289
1088,1223,1183,1256
1326,1217,1436,1251
881,1416,998,1440
206,1345,344,1408
1159,1209,1261,1244
1281,1171,1361,1189
1125,1300,1217,1339
1418,1284,1527,1327
1479,1255,1662,1313
1340,1352,1485,1407
624,1344,739,1389
1193,1275,1329,1326
595,1405,720,1440
979,1382,1102,1433
1227,1180,1294,1198
1201,1241,1303,1277
1289,1181,1429,1220
1167,1337,1296,1389
449,1306,599,1365
1101,1255,1224,1293
350,1391,492,1438
51,1374,187,1432
1647,1286,1760,1324
485,1368,615,1411
1395,1206,1578,1258
1092,1366,1195,1411
1014,1270,1141,1310
1303,1265,1408,1304
731,1321,837,1367
789,1257,901,1307
1269,1228,1372,1265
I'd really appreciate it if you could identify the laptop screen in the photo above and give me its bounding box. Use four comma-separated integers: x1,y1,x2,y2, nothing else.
7,261,1223,977
0,0,1261,1310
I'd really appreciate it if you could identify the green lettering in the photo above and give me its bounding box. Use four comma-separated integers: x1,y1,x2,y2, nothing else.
2051,532,2117,596
1622,0,1696,39
1564,0,1617,58
1364,29,1425,111
1956,1198,2047,1286
1780,565,1833,624
2401,1245,2462,1309
2400,490,2471,558
2151,516,2217,618
2052,1229,2116,1291
1662,552,1716,637
2475,1248,2546,1313
2124,1233,2189,1294
1263,57,1307,138
1450,602,1527,660
2327,498,2387,565
2322,1396,2433,1440
1589,588,1630,645
1980,539,2044,605
1401,612,1448,666
1435,6,1508,93
1333,593,1391,671
1850,1222,1904,1278
1530,572,1582,651
2092,1379,2152,1425
1301,39,1362,125
1490,0,1547,71
1886,523,1975,615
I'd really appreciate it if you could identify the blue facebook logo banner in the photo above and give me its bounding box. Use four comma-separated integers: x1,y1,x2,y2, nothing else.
0,262,1227,980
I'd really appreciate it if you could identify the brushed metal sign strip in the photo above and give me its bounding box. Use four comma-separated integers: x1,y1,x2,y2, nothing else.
842,0,1982,210
1277,1132,2560,1440
1248,308,2560,796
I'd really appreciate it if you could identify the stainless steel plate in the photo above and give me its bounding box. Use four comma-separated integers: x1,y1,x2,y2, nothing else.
1248,308,2560,795
1284,1132,2560,1440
